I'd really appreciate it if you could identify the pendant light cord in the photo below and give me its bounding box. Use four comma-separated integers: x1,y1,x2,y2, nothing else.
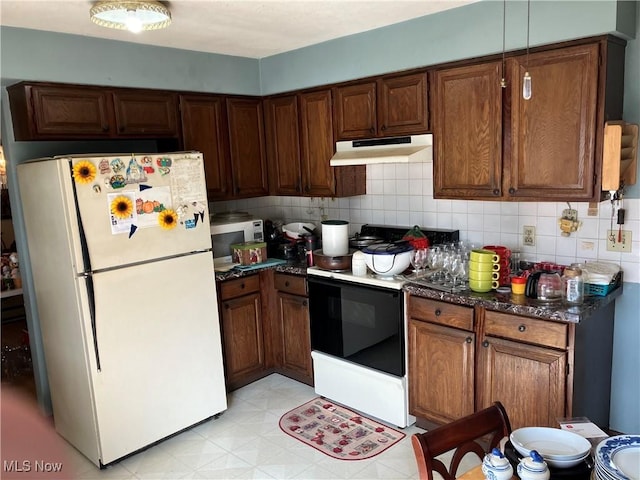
525,0,531,68
501,0,506,88
522,0,532,99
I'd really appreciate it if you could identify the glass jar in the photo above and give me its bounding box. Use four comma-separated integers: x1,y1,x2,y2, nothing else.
562,266,584,304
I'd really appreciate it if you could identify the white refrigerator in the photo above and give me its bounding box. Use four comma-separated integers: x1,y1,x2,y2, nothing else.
17,151,227,467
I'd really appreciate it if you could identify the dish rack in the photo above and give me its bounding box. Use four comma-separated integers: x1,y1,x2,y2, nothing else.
586,271,623,296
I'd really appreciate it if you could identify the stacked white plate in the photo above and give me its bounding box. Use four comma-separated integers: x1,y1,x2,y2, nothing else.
594,435,640,480
510,427,592,468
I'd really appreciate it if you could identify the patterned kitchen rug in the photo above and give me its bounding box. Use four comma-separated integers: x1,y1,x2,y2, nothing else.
279,397,405,460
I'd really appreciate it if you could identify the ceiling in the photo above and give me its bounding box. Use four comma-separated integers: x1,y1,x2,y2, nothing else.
0,0,477,58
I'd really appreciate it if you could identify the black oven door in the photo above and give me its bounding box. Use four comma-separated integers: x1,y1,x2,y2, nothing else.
308,276,404,377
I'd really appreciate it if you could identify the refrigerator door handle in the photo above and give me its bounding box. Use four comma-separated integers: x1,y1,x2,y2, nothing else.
83,272,101,371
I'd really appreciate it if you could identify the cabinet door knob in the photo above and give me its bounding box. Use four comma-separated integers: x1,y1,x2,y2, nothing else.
381,125,386,131
240,283,245,289
482,340,489,348
509,187,516,194
119,126,125,133
493,189,500,196
465,337,473,344
285,281,290,287
102,125,109,132
302,300,308,307
224,303,229,310
518,324,526,332
370,127,375,134
435,308,441,316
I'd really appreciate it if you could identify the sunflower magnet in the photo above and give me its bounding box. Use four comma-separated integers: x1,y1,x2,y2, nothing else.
107,191,137,235
73,160,97,185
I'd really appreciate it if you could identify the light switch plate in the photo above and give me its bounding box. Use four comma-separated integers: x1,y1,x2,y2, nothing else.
606,230,632,252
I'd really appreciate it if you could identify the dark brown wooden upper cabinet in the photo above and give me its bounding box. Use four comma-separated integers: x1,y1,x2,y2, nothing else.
226,97,269,198
377,72,429,137
7,82,180,140
506,43,600,200
266,91,365,198
433,37,625,202
299,89,337,196
8,82,115,140
112,89,179,137
333,82,377,140
264,95,303,196
431,61,504,199
334,72,428,140
179,94,231,200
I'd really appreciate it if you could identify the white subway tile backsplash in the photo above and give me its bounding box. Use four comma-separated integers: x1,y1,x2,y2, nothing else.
409,178,423,196
483,201,501,215
436,200,452,213
396,164,409,179
501,203,519,215
213,175,639,284
537,216,558,236
537,203,557,217
500,215,519,234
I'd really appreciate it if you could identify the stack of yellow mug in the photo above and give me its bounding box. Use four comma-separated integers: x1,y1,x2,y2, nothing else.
469,249,500,292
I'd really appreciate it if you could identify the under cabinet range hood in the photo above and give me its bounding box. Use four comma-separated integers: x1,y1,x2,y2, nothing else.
330,134,432,166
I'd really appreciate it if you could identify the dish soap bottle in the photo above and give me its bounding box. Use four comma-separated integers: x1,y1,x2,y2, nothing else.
481,448,513,480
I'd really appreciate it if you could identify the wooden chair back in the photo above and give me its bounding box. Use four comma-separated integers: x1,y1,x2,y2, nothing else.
411,402,512,480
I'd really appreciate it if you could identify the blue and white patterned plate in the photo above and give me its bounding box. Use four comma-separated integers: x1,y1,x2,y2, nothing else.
595,435,640,480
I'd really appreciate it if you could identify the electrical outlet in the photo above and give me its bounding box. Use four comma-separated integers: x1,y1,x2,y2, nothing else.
523,226,536,246
606,230,632,252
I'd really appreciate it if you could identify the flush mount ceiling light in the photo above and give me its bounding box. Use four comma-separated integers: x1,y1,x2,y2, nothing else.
90,1,171,33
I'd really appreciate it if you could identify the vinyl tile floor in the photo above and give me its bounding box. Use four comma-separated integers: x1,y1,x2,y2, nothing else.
65,373,480,479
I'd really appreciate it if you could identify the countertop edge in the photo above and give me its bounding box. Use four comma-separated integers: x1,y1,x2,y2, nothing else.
403,283,623,323
214,262,623,323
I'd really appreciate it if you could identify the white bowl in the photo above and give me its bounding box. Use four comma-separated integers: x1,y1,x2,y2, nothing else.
543,451,590,469
510,427,591,460
282,222,316,239
363,249,412,277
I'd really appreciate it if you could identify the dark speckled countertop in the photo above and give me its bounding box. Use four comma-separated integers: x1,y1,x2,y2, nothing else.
215,262,622,324
214,259,308,282
404,282,623,323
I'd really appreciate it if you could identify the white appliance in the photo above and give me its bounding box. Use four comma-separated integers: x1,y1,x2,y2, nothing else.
329,134,433,166
307,267,415,428
210,213,263,271
17,151,227,467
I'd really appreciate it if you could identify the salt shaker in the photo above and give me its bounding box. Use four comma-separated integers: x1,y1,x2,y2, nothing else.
481,448,513,480
517,450,550,480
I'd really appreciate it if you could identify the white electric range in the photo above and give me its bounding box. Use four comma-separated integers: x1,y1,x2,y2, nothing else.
307,224,459,428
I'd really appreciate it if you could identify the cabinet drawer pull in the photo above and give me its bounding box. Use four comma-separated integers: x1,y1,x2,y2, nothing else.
482,340,489,348
518,324,526,332
466,337,473,344
435,308,441,316
285,281,290,287
240,283,245,289
509,187,516,194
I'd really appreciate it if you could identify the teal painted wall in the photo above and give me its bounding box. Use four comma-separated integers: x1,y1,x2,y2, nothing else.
259,0,627,94
0,26,260,94
1,0,638,431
